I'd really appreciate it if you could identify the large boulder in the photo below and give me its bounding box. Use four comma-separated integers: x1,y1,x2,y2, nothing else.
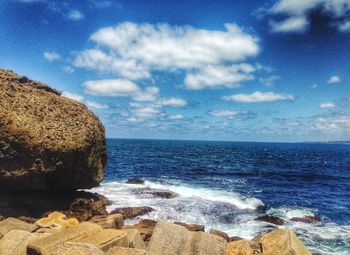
0,69,107,190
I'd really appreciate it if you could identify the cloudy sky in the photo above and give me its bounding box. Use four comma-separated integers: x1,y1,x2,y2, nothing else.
1,0,350,142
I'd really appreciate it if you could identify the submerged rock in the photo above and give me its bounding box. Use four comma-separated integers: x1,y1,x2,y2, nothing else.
131,188,178,199
0,69,107,191
290,215,321,224
111,207,154,219
126,178,145,185
255,215,285,225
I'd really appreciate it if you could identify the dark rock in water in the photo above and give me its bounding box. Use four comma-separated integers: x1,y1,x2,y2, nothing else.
131,188,178,199
111,206,154,219
290,215,321,224
0,190,109,221
209,229,230,242
126,178,145,185
255,215,285,225
0,69,107,191
174,222,205,232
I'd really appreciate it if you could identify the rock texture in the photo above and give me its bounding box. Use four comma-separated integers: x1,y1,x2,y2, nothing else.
111,207,154,219
0,69,107,191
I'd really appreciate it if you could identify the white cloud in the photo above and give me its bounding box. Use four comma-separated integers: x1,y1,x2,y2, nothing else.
61,91,84,102
327,75,341,84
168,115,185,121
184,64,255,90
83,79,140,96
44,52,61,62
160,98,187,107
67,10,84,21
63,66,75,74
74,22,260,86
132,87,159,102
311,115,350,132
223,91,294,103
86,101,109,109
320,102,336,109
209,110,240,118
268,0,350,33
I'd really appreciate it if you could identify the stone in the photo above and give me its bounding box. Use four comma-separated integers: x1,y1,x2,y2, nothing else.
89,213,124,229
229,236,243,242
106,247,150,255
290,215,321,224
209,229,230,242
124,229,147,249
51,242,104,255
131,188,178,199
0,230,38,255
75,228,129,252
124,219,157,244
126,178,145,185
27,222,102,255
147,221,227,255
0,217,37,236
0,69,107,191
35,212,79,230
226,229,312,255
255,215,285,225
111,207,154,219
174,222,205,232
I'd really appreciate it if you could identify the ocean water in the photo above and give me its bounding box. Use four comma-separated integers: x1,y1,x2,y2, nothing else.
91,139,350,254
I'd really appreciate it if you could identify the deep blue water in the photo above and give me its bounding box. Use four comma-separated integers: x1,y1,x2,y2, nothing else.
92,139,350,254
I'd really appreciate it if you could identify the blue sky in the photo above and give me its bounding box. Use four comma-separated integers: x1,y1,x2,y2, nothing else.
1,0,350,142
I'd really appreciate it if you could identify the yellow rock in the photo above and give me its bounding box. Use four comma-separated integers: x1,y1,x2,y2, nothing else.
35,212,79,230
226,229,312,255
105,247,151,255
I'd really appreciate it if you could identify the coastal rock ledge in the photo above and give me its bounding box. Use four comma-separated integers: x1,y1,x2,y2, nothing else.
0,69,107,190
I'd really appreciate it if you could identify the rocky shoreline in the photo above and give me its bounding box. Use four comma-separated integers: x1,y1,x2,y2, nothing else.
0,70,314,254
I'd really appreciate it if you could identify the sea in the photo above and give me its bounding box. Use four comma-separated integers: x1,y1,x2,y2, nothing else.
90,139,350,254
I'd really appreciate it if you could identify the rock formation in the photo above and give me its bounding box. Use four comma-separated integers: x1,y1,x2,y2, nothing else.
0,69,107,190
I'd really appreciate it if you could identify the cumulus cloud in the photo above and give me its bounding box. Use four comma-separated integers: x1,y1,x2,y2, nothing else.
63,66,75,74
61,91,84,102
168,114,185,121
267,0,350,33
327,75,341,84
83,79,140,96
86,101,109,109
132,86,159,102
44,52,61,62
67,10,84,21
160,98,187,107
320,102,336,109
209,110,240,118
74,22,259,88
223,91,294,103
311,115,350,132
184,64,255,90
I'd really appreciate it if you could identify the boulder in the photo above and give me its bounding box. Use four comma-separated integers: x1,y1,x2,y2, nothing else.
124,229,147,249
131,188,178,199
255,215,285,225
0,69,107,191
89,213,124,229
51,242,104,255
27,222,102,255
0,217,37,236
209,229,230,242
124,219,157,245
0,230,38,255
226,229,311,255
174,222,205,232
111,207,154,219
126,178,145,185
147,221,227,255
35,212,79,230
290,215,321,224
105,247,151,255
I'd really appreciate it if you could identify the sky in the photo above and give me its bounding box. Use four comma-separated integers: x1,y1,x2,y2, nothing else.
0,0,350,142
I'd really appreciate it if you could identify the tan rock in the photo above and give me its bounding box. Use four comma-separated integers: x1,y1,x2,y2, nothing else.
105,247,150,255
0,217,37,236
148,221,226,255
124,228,147,249
209,229,230,242
89,213,124,229
35,212,79,230
75,228,128,252
226,229,312,255
51,242,104,255
27,222,102,255
174,222,205,232
124,219,157,245
0,69,107,191
0,230,37,255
